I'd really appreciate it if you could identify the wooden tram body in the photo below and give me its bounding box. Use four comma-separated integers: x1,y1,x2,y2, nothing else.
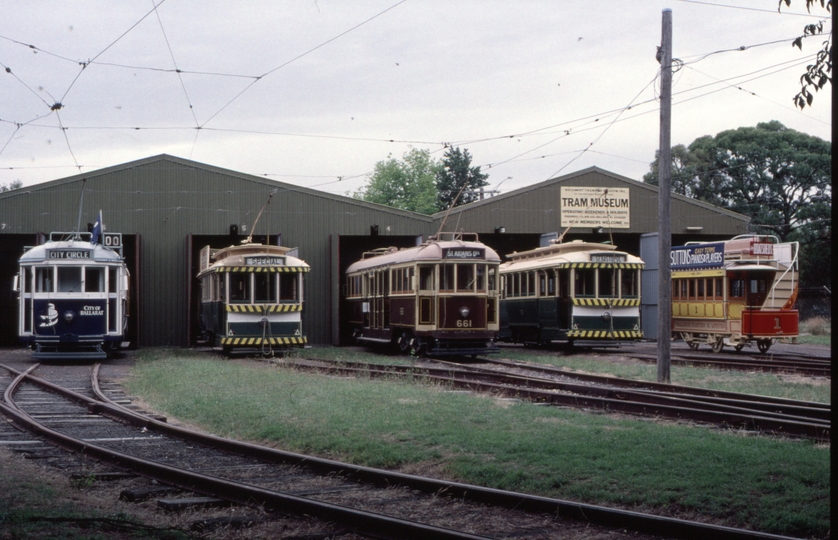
671,235,799,353
197,243,309,354
15,232,130,359
498,240,644,346
344,232,501,356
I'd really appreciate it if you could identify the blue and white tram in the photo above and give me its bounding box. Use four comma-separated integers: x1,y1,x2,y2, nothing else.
15,232,130,359
197,243,309,355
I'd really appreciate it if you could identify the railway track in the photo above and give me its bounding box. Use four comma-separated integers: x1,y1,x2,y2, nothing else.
569,342,832,377
282,356,830,442
1,362,807,540
621,351,831,378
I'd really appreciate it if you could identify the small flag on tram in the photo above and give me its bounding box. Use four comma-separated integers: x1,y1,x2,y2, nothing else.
91,210,103,244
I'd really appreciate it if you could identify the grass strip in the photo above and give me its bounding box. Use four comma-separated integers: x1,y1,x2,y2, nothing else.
125,348,829,538
494,348,831,404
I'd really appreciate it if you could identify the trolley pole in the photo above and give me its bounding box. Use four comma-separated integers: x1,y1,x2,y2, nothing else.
657,8,673,384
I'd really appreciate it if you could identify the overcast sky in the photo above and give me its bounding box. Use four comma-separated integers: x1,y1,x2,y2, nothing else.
0,1,831,198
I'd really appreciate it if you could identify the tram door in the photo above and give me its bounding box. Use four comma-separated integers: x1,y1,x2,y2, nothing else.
417,265,436,326
370,269,388,329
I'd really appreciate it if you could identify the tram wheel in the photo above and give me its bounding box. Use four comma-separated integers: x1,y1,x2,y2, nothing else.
710,336,724,353
397,331,412,353
757,339,773,354
408,337,425,357
682,332,699,351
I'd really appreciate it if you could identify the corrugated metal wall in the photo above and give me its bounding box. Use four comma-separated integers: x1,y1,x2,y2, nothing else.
0,157,749,348
0,155,434,347
432,167,750,237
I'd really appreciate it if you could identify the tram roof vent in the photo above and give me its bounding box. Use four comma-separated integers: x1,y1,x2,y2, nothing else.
362,247,398,259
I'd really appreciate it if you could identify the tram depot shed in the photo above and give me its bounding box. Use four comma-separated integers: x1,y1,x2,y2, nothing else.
0,154,750,349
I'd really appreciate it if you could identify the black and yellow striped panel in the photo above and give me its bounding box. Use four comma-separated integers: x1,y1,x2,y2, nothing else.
572,298,641,307
221,336,308,346
226,304,303,313
562,263,644,269
215,266,310,273
566,330,643,339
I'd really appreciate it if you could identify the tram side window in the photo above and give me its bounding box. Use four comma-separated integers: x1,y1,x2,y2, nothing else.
697,279,705,299
201,276,212,302
347,275,362,298
547,271,556,296
58,266,83,293
391,268,402,293
279,273,298,302
729,278,745,299
574,268,595,297
254,272,277,303
539,271,547,296
230,273,250,303
599,268,617,298
85,267,105,293
20,266,30,293
526,271,535,296
109,267,118,293
714,278,723,300
419,266,435,291
217,274,227,302
621,269,638,298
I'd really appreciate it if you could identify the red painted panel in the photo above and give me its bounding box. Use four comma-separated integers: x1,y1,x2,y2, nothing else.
439,297,487,330
742,310,799,337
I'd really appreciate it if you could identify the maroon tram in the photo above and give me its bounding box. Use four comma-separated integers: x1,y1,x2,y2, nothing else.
345,232,501,356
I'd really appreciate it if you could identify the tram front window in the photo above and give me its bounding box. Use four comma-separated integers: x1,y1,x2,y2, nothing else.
279,274,298,302
85,267,105,293
456,263,474,292
229,273,250,303
58,266,83,293
36,267,53,292
599,268,617,298
440,264,455,292
574,268,596,297
621,269,638,298
254,272,277,303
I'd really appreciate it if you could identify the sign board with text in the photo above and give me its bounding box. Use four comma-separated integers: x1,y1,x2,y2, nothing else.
560,187,630,229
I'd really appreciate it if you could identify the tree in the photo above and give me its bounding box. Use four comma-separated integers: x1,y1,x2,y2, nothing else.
645,121,831,287
779,0,832,109
0,180,22,192
435,147,489,210
355,148,441,214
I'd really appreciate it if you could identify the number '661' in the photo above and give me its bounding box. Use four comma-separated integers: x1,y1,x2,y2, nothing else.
456,319,472,328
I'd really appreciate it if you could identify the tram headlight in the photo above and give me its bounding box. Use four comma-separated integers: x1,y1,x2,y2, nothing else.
63,311,74,322
601,311,611,321
459,306,470,318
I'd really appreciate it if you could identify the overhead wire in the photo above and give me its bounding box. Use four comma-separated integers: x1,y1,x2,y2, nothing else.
59,0,169,104
199,0,410,128
0,10,829,189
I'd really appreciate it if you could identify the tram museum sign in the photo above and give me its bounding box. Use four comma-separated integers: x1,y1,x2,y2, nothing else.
560,187,630,229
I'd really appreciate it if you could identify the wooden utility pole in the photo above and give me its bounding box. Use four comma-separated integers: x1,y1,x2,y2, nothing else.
657,8,672,384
